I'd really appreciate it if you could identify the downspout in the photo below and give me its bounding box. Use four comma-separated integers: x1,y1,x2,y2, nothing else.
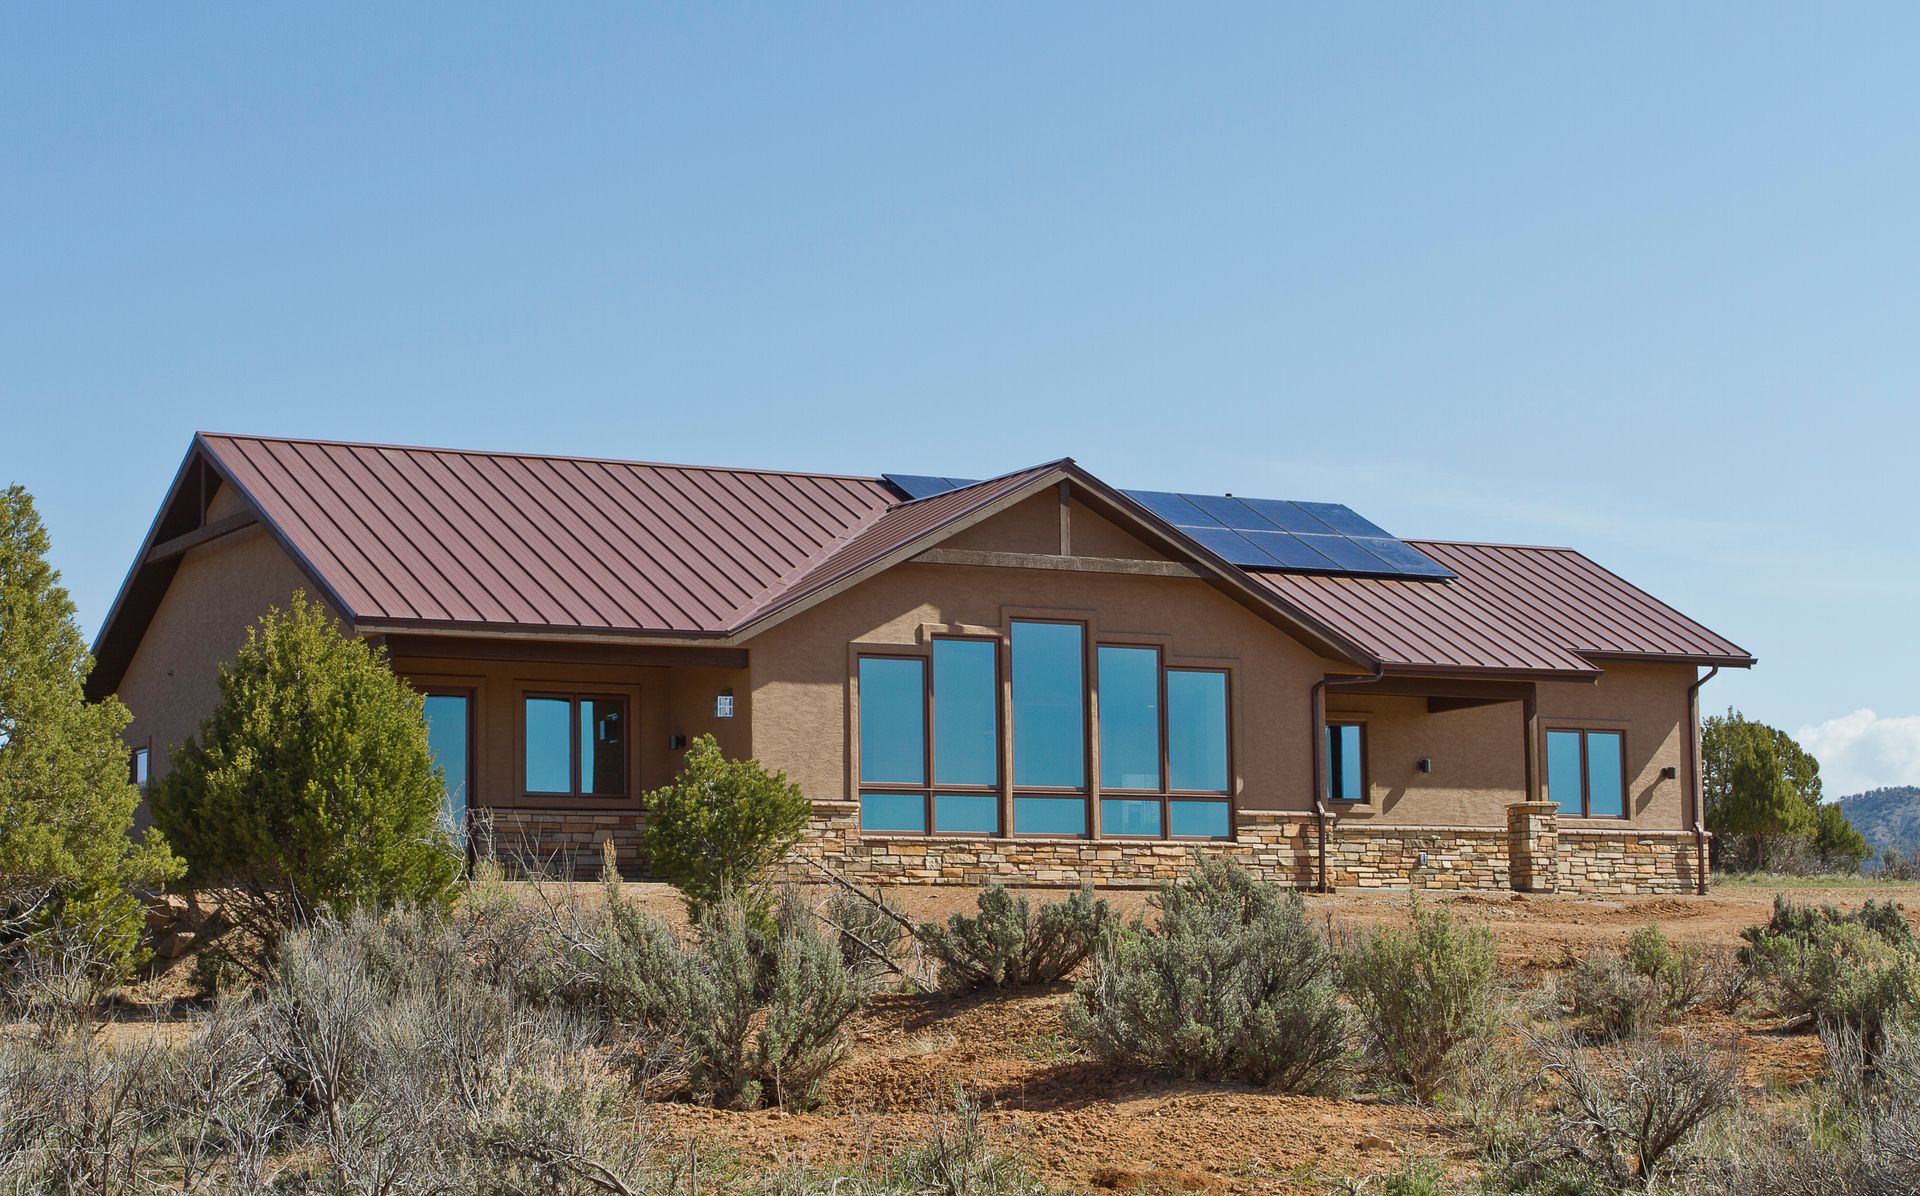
1311,666,1386,893
1685,666,1720,896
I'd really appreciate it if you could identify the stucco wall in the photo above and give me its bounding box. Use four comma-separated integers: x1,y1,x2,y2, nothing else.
115,522,321,786
744,494,1355,822
1324,663,1693,829
386,654,751,818
747,501,1701,835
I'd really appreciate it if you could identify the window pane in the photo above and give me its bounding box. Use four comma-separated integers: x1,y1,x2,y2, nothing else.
859,657,926,785
933,640,998,787
935,794,999,834
580,698,626,796
1585,731,1625,817
860,792,926,833
130,747,149,789
1101,797,1163,836
1546,730,1585,815
1014,795,1087,836
1170,799,1230,839
423,694,469,831
1098,646,1161,790
1168,670,1229,792
525,697,572,793
1012,622,1085,789
1326,723,1365,801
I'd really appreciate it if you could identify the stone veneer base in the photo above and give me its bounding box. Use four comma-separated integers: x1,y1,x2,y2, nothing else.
780,802,1706,895
474,802,1707,895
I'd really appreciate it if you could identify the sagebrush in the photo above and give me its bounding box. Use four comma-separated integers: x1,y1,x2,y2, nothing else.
916,884,1115,995
1066,857,1347,1092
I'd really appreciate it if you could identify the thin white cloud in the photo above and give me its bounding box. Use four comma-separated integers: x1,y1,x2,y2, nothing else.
1796,709,1920,797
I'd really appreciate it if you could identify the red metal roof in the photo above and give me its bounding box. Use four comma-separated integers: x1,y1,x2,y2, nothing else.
202,433,897,636
1251,540,1753,674
97,434,1750,681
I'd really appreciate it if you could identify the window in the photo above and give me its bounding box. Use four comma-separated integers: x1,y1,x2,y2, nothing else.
857,640,1001,835
1096,646,1231,840
1546,728,1626,818
523,694,626,798
854,625,1233,842
1012,621,1087,836
423,692,471,838
1325,721,1366,802
129,745,150,792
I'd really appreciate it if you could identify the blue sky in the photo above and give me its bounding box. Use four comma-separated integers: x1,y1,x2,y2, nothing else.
4,5,1917,793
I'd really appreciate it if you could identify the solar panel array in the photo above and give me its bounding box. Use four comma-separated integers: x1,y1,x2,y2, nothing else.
1119,490,1453,579
883,473,984,501
882,473,1451,579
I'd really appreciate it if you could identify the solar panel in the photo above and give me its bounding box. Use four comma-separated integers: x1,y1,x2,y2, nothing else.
885,474,1452,579
882,474,983,501
1120,489,1453,579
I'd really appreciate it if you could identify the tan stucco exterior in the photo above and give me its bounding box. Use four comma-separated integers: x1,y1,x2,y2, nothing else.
115,519,321,785
1326,662,1694,828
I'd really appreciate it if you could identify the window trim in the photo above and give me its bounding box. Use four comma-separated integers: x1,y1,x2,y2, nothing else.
1545,726,1629,820
1324,719,1369,804
520,690,632,802
856,637,1006,838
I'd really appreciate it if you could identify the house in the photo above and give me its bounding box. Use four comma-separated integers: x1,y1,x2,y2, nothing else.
89,433,1755,895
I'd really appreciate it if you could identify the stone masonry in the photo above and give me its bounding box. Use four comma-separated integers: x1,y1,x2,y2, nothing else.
472,799,1705,895
781,801,1704,895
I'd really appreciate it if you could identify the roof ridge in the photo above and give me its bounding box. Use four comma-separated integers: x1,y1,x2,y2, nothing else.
196,431,891,485
1409,537,1580,554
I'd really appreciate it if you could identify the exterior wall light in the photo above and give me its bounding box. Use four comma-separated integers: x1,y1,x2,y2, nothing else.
715,689,735,719
1416,757,1434,773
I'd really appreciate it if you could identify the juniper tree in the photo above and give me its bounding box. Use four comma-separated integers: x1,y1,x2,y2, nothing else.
152,593,460,972
0,485,181,975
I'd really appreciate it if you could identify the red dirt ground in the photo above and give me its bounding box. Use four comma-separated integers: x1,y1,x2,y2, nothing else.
631,881,1896,1194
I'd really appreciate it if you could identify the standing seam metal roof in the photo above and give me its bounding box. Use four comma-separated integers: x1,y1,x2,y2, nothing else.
168,434,1752,674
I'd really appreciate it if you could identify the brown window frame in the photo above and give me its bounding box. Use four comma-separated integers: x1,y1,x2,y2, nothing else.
1009,619,1092,839
856,638,1004,838
1545,726,1629,820
1324,719,1369,804
421,687,477,833
521,691,630,801
1096,645,1233,842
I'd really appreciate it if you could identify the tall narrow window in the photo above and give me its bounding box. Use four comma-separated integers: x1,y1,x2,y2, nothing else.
422,693,471,837
1325,721,1366,802
1168,670,1229,793
1098,646,1162,790
858,645,1001,836
1547,728,1626,818
128,745,150,792
1012,621,1087,836
523,694,626,799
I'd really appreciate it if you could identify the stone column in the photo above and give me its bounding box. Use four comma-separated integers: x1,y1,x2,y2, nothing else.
1507,801,1561,893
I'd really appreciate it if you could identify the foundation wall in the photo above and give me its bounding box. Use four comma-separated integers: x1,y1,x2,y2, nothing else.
780,803,1704,895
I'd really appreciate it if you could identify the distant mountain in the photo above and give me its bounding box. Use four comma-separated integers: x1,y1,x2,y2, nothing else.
1837,786,1920,868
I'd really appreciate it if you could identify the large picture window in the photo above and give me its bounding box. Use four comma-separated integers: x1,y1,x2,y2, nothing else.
1545,728,1626,818
855,624,1233,842
1012,620,1088,836
1096,646,1231,840
857,640,1002,836
524,693,626,799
